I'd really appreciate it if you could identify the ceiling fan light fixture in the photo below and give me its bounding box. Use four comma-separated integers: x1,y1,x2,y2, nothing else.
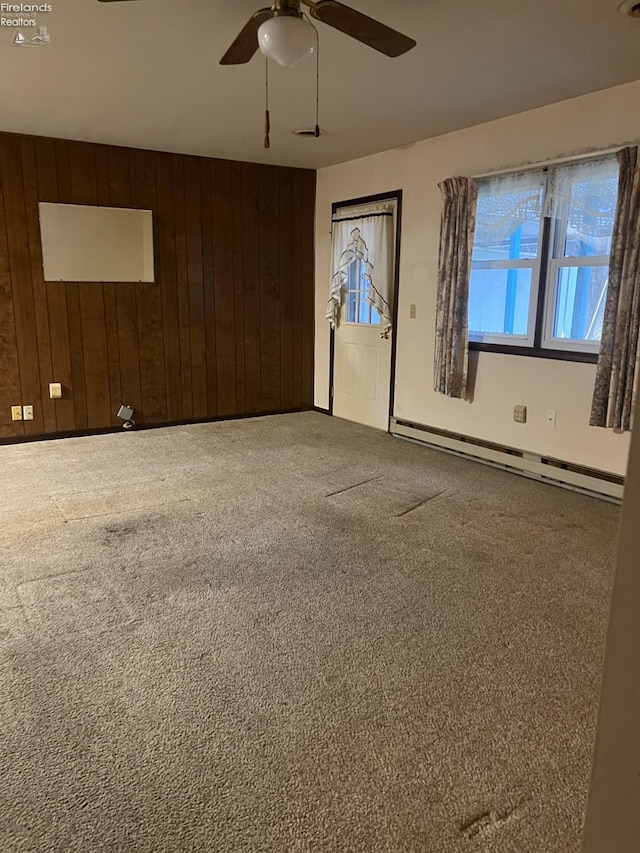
258,14,316,67
618,0,640,16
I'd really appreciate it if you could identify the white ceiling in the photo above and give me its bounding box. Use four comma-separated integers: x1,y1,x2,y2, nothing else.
0,0,639,169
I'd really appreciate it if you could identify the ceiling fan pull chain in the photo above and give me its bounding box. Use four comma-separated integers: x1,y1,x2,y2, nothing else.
302,11,321,138
264,57,271,150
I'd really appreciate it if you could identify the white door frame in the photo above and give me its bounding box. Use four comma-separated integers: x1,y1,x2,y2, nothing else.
328,189,403,432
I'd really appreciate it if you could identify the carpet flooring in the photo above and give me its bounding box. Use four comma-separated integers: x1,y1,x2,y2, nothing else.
0,412,619,852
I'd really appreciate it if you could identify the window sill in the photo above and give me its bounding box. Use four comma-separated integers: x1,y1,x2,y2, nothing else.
469,341,598,364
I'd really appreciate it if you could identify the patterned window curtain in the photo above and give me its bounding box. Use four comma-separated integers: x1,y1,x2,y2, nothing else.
327,202,395,335
590,146,640,432
433,177,478,399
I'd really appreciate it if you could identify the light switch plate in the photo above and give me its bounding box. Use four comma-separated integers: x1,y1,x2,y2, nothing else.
23,405,34,421
546,409,557,429
49,382,62,399
11,405,22,421
409,304,417,319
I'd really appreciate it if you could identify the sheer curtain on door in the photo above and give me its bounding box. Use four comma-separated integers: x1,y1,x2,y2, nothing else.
327,201,396,335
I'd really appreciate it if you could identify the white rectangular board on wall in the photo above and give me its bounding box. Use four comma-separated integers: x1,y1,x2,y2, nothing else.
38,202,154,283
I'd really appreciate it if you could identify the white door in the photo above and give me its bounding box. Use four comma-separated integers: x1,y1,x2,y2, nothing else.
333,254,393,431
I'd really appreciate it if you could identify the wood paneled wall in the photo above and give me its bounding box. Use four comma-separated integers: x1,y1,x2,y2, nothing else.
0,132,315,439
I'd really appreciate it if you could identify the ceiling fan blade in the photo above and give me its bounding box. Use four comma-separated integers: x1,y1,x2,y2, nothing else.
220,8,274,65
306,0,416,57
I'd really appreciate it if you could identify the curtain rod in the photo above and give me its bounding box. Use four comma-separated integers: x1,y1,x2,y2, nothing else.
473,140,639,180
334,200,397,215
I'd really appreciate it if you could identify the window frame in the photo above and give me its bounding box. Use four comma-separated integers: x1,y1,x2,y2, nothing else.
539,213,610,356
468,156,619,364
468,258,543,349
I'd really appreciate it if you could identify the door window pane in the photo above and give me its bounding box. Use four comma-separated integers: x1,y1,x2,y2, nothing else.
346,288,358,323
358,292,370,324
344,257,380,325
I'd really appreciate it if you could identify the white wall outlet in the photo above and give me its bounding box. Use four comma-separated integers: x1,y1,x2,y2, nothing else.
11,405,22,421
546,409,557,429
22,405,34,421
409,304,417,319
513,404,527,424
49,382,62,399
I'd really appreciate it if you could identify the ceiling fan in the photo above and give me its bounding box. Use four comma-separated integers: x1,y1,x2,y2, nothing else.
97,0,417,67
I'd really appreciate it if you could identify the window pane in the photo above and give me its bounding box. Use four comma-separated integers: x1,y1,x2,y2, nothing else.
473,176,544,262
346,258,359,292
563,221,615,258
346,289,357,323
343,261,381,326
469,268,532,336
551,265,609,342
472,219,542,262
561,173,619,257
358,293,369,323
549,158,619,259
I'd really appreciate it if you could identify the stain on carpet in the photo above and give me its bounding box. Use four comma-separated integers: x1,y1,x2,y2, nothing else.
51,482,189,522
17,572,133,637
104,522,140,537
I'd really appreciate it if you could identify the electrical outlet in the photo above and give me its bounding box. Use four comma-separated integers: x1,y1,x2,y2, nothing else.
11,405,22,421
23,405,34,421
546,409,557,429
513,404,527,424
409,304,417,319
49,382,62,399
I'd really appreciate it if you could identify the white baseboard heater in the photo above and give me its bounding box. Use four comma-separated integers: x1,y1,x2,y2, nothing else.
390,417,624,503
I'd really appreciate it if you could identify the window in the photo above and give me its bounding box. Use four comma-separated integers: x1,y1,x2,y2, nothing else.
344,256,381,325
468,154,620,359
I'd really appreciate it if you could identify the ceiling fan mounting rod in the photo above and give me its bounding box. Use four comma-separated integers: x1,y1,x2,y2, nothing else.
272,0,302,17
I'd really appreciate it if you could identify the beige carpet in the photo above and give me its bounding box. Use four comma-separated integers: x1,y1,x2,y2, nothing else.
0,412,618,852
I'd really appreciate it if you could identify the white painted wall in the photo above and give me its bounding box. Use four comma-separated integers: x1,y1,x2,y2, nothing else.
315,81,640,476
581,408,640,851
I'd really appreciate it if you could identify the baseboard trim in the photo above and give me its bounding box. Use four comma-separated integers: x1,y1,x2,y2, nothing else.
0,407,313,446
390,417,624,503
